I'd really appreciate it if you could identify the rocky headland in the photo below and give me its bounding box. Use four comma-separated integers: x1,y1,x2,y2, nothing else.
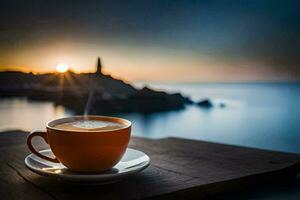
0,58,192,114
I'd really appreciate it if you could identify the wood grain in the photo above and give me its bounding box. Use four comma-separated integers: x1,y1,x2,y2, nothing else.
0,131,299,200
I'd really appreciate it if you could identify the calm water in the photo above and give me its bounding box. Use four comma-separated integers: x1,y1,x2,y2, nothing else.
0,83,300,153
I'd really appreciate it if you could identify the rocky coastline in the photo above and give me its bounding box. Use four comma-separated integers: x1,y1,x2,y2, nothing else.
0,70,192,114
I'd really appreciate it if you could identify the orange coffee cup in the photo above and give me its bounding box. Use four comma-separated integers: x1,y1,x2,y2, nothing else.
27,115,131,172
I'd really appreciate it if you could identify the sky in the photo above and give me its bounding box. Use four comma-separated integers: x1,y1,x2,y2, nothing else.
0,0,299,82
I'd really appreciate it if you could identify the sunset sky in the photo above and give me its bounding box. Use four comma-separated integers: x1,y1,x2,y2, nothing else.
0,0,299,82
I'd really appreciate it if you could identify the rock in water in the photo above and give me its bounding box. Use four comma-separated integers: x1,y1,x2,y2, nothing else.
197,99,213,108
219,102,226,108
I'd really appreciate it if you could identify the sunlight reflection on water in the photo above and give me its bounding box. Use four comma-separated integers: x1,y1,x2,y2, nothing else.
0,98,73,131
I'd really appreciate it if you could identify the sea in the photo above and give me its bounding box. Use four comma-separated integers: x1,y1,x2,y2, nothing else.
0,82,300,199
1,82,299,153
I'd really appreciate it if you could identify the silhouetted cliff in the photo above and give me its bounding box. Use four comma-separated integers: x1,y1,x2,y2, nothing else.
0,71,191,114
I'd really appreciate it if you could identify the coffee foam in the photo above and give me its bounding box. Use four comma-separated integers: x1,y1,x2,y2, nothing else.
54,119,125,131
71,120,120,129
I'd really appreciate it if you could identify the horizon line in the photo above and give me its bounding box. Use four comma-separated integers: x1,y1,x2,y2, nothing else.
1,69,299,84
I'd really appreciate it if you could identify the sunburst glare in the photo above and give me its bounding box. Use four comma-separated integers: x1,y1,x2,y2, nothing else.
56,63,69,73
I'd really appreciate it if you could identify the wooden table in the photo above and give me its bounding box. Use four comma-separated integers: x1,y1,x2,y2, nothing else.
0,131,299,200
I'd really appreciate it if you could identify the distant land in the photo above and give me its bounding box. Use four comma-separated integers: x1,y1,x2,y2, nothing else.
0,58,192,114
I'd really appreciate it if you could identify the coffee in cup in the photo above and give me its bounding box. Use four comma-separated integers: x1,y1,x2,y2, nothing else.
54,119,126,131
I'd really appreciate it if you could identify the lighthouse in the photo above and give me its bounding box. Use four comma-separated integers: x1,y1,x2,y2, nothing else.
96,57,103,75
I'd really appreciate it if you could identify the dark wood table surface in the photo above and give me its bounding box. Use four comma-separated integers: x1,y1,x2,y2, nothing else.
0,131,299,200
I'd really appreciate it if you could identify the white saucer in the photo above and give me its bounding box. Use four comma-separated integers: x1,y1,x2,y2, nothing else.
25,148,150,184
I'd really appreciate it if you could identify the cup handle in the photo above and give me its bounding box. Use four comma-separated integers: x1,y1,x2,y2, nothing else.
27,130,59,163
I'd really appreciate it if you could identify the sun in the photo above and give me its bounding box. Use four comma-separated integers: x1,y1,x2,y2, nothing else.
56,63,69,73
